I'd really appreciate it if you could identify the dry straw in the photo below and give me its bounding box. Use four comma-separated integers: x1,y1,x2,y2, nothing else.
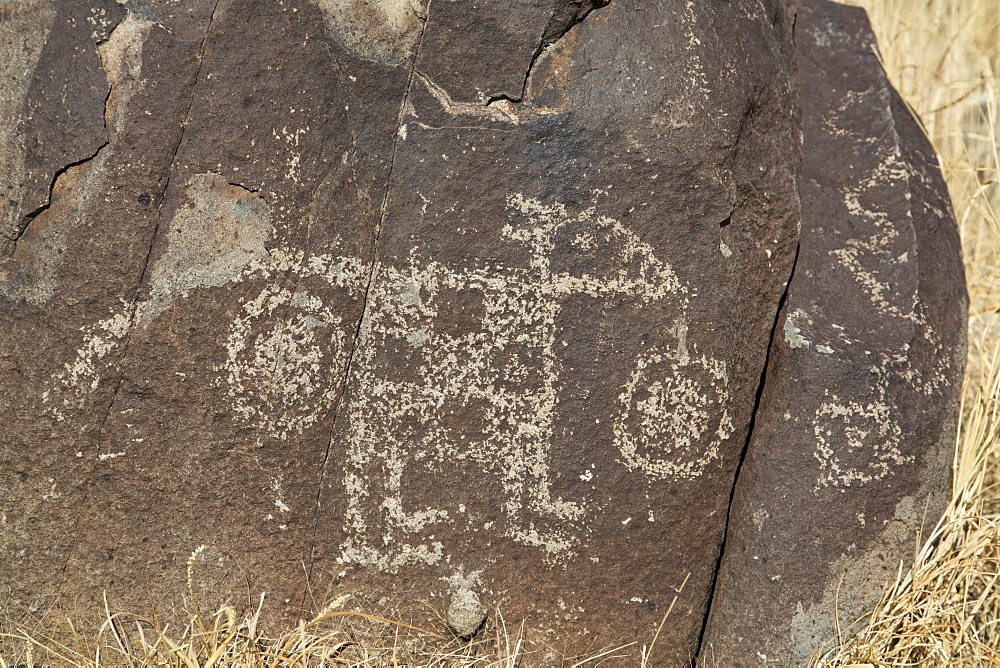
1,1,997,665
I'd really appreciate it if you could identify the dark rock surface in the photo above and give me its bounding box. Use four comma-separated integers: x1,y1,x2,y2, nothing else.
308,1,799,660
0,0,800,661
0,0,117,255
699,0,968,664
0,0,965,664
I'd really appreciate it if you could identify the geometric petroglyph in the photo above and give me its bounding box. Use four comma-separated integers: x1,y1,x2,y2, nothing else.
221,280,355,440
812,362,913,491
805,92,953,491
41,187,733,565
218,247,368,440
337,194,731,569
615,340,733,481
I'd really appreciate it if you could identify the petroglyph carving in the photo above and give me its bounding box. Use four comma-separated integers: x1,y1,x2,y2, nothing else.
702,2,966,660
812,364,912,490
218,248,368,440
830,137,916,322
804,95,956,490
615,342,732,480
337,193,727,569
43,306,131,420
39,171,369,436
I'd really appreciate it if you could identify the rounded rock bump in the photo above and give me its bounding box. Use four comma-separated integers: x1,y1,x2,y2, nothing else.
446,587,488,639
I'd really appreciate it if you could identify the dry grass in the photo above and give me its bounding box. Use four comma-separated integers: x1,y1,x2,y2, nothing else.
1,551,573,666
817,0,1000,665
0,597,516,667
0,547,647,665
2,1,996,666
0,595,645,667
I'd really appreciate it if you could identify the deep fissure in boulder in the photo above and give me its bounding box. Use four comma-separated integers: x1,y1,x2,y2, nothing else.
695,239,802,662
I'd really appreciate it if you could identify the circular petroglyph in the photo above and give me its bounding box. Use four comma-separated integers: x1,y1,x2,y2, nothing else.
614,347,732,480
222,283,349,439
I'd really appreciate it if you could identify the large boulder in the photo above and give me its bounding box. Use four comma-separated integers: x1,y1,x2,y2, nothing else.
700,0,967,664
0,0,965,664
0,0,799,661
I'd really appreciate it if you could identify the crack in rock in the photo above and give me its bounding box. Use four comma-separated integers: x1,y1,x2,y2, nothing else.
415,0,610,124
519,0,610,100
5,146,106,252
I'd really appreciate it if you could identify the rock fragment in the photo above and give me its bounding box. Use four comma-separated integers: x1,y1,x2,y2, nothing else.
447,588,488,639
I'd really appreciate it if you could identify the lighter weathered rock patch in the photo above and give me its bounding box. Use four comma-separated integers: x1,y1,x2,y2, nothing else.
137,174,271,327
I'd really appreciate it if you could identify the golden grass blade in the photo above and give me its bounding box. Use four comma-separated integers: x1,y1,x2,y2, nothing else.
570,641,637,666
3,631,81,666
100,591,134,667
202,606,239,668
641,572,689,668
